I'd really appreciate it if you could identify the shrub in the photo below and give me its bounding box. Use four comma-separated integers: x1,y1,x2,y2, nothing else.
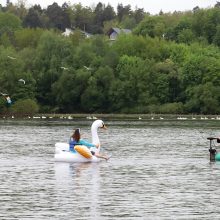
159,102,184,114
0,97,7,114
10,99,39,116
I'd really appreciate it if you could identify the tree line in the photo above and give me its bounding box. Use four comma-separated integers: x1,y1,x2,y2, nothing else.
0,1,220,115
1,1,145,33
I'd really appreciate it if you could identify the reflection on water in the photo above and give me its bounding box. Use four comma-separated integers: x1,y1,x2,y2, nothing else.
0,119,220,219
54,162,101,219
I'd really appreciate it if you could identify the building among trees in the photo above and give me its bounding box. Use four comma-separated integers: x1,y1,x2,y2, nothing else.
107,27,131,40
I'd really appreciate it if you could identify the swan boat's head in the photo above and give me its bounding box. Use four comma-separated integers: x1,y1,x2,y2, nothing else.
92,119,106,130
91,120,106,151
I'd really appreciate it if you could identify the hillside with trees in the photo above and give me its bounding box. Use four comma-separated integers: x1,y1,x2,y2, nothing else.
0,1,220,115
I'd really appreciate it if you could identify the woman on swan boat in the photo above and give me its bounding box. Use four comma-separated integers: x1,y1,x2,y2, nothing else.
69,128,110,161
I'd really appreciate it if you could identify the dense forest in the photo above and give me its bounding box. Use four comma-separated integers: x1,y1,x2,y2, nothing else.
0,1,220,115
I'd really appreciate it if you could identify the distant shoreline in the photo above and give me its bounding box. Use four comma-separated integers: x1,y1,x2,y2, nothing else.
1,113,219,120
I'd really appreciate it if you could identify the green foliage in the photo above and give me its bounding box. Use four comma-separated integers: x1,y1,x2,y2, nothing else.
112,34,162,60
109,55,153,112
185,83,220,114
10,99,39,116
34,31,73,106
81,65,114,112
159,102,184,114
177,29,196,44
0,32,12,47
133,15,166,38
14,28,44,49
0,3,220,114
0,97,7,114
0,12,22,34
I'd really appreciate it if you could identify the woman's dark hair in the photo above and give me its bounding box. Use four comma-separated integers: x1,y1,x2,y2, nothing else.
72,128,80,142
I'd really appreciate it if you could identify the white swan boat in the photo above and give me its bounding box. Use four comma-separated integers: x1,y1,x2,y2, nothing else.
54,120,106,163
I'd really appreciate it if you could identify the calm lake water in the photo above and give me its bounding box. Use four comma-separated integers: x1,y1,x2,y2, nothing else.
0,118,220,219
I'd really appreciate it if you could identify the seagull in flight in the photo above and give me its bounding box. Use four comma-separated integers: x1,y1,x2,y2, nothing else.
60,66,69,70
7,55,16,60
18,79,25,84
83,66,92,71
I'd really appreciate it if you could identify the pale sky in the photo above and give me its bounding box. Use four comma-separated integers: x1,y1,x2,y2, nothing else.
2,0,218,14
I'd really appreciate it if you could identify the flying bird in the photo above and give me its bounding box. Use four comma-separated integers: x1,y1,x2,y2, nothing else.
60,66,69,70
1,93,11,104
18,79,25,84
7,55,16,60
6,96,12,104
83,66,92,71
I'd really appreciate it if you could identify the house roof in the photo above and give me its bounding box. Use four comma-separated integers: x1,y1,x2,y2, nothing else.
107,27,131,36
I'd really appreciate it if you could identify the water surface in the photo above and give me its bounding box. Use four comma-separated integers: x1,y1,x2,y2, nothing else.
0,118,220,219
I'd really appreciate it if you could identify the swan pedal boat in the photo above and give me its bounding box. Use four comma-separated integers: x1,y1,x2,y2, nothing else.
54,120,105,163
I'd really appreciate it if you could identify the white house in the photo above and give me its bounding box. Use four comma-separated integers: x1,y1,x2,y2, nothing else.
62,28,92,38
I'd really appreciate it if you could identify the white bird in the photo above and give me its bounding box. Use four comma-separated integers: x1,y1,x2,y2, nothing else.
7,55,16,60
18,79,25,84
1,92,8,96
60,66,69,70
84,66,92,70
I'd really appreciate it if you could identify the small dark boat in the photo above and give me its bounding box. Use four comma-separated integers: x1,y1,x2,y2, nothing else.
207,137,220,161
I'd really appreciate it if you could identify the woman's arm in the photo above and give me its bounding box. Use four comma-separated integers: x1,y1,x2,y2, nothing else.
79,139,96,148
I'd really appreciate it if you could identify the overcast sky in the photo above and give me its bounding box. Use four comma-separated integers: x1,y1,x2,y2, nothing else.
3,0,218,14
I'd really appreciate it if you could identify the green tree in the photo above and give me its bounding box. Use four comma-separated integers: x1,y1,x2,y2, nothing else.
0,97,7,114
0,32,12,47
70,3,94,33
46,2,68,30
14,28,44,49
81,66,114,112
185,83,220,114
34,31,73,108
152,59,182,103
23,7,43,28
109,55,152,112
0,12,22,34
52,69,90,112
213,24,220,46
10,98,39,116
177,28,196,44
117,4,131,22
